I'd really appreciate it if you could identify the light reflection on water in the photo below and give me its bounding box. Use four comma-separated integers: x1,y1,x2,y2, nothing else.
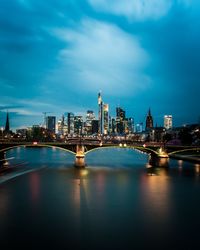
0,147,200,249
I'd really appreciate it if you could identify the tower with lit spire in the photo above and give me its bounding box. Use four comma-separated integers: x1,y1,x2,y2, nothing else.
98,91,103,135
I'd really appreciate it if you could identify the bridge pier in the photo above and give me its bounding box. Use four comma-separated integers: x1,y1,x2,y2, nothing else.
75,145,85,168
157,147,169,158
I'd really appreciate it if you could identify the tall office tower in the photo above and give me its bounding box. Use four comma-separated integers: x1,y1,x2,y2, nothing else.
116,107,126,121
46,116,56,133
4,111,10,133
57,115,65,135
103,104,109,135
85,110,95,135
145,108,153,130
92,120,99,134
109,116,112,134
98,92,103,135
136,123,143,133
116,107,126,134
111,118,116,134
67,112,74,135
128,117,134,134
86,110,95,121
164,115,173,130
74,116,83,135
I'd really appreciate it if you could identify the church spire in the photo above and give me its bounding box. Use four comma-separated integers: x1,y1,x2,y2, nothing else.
148,108,151,116
146,108,153,130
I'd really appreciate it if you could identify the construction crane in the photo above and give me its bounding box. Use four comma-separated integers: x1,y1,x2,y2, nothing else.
42,112,52,129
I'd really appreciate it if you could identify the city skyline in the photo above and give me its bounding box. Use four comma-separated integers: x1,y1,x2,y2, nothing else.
0,0,200,129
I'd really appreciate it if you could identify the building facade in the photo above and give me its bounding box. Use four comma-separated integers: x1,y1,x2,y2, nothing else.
164,115,173,130
46,116,56,133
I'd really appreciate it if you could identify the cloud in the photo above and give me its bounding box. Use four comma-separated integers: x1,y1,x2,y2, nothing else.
88,0,192,21
49,19,149,96
88,0,172,20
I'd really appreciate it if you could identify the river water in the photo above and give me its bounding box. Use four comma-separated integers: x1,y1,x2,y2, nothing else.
0,147,200,249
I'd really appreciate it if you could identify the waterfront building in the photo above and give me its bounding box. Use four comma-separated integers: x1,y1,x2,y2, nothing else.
164,115,173,130
16,128,27,137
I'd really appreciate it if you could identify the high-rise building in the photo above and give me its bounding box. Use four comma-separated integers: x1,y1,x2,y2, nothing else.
85,110,95,135
127,117,134,134
86,110,95,122
136,123,143,133
57,115,65,135
164,115,172,130
92,120,99,134
4,111,10,133
116,107,126,134
146,108,153,130
103,104,109,135
74,116,83,135
46,116,56,133
111,118,116,134
98,92,103,135
116,107,125,121
67,112,74,135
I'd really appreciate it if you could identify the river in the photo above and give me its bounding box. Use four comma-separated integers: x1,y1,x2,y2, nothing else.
0,147,200,249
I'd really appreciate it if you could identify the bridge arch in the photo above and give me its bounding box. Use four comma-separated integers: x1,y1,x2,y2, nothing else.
168,148,200,156
84,145,158,156
0,144,76,155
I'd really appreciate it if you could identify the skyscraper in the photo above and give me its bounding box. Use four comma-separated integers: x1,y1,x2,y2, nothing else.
127,117,134,134
74,116,83,135
4,111,10,133
98,92,103,135
116,107,126,134
164,115,173,130
103,104,109,135
146,108,153,130
46,116,56,133
67,112,75,135
85,110,95,135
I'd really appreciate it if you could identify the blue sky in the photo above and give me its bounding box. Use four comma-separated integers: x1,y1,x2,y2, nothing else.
0,0,199,130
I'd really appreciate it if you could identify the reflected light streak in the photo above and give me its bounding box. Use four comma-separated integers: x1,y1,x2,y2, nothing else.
30,172,40,203
140,170,171,222
195,164,200,175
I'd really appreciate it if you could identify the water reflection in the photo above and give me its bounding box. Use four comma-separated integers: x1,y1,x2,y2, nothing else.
29,172,40,204
148,156,169,168
141,169,171,230
1,147,200,249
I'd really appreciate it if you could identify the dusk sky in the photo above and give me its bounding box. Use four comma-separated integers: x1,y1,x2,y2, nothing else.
0,0,200,130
